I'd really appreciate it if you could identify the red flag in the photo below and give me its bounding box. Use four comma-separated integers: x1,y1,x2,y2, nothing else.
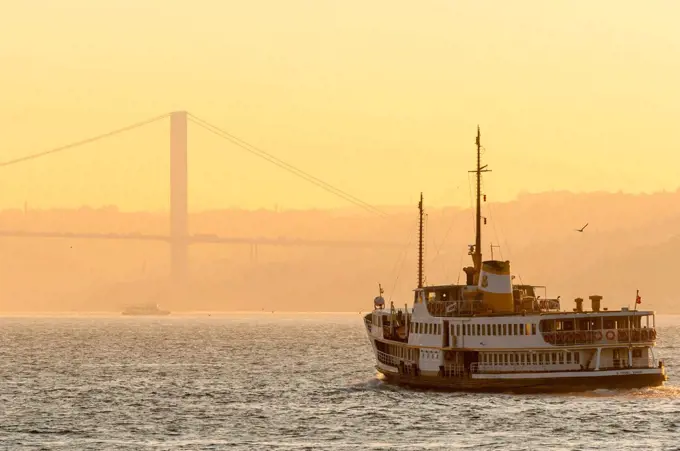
636,290,642,304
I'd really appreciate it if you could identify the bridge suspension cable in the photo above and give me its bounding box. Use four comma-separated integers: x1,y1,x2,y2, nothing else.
188,114,386,217
0,113,170,168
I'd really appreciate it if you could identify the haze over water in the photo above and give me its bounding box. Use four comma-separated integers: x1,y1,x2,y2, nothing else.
1,313,678,450
3,1,680,449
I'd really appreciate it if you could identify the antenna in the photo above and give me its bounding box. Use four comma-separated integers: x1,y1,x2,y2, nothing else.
490,244,501,260
417,193,425,289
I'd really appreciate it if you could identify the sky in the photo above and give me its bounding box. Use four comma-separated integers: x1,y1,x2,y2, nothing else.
1,0,679,212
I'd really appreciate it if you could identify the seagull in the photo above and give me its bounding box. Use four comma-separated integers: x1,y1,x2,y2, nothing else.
575,223,589,233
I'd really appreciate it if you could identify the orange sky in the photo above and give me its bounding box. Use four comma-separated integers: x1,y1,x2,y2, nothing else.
1,1,679,211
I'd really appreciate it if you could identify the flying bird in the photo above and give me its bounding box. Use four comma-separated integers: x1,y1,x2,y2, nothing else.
575,223,589,232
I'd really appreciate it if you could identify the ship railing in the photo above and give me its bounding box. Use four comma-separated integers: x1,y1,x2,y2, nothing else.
364,316,372,331
376,350,414,368
426,300,484,317
470,362,569,374
541,328,657,346
443,363,466,377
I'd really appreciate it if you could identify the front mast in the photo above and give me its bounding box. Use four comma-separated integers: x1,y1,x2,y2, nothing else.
417,193,425,289
471,126,490,282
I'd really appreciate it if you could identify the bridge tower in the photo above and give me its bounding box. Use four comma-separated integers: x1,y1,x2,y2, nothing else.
170,111,188,288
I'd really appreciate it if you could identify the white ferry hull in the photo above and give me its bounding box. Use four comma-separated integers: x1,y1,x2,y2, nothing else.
377,366,666,393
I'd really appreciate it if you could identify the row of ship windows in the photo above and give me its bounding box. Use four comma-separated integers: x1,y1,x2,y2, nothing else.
482,351,580,365
455,323,537,337
410,322,442,335
410,322,537,337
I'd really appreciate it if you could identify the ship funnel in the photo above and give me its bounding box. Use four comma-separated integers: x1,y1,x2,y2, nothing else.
463,267,476,286
478,260,514,313
574,298,584,312
589,295,602,312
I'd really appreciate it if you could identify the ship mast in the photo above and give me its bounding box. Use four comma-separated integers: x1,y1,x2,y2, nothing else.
417,192,424,289
471,126,490,280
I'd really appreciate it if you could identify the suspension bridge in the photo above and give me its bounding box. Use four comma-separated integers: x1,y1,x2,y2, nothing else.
0,111,397,286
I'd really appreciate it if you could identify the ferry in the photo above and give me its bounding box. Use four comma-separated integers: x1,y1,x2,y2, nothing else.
364,128,667,392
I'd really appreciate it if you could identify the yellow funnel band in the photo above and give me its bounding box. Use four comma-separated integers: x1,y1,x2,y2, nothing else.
481,260,510,276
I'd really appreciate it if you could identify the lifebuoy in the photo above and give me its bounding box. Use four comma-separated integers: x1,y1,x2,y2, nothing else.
606,330,615,340
566,331,575,343
594,331,603,341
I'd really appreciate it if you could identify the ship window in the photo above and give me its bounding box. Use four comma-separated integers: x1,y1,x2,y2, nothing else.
492,324,496,335
559,353,564,364
633,349,642,358
504,354,509,365
456,325,460,336
538,354,543,365
509,354,514,364
476,325,480,335
552,353,557,364
532,354,537,364
531,324,537,335
574,352,580,364
513,324,518,335
525,324,531,335
486,324,491,335
503,324,507,335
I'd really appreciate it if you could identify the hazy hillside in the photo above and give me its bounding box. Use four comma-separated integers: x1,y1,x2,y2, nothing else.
1,189,680,313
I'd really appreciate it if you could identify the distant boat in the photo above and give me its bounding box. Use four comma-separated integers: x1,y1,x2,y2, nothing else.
121,302,170,316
